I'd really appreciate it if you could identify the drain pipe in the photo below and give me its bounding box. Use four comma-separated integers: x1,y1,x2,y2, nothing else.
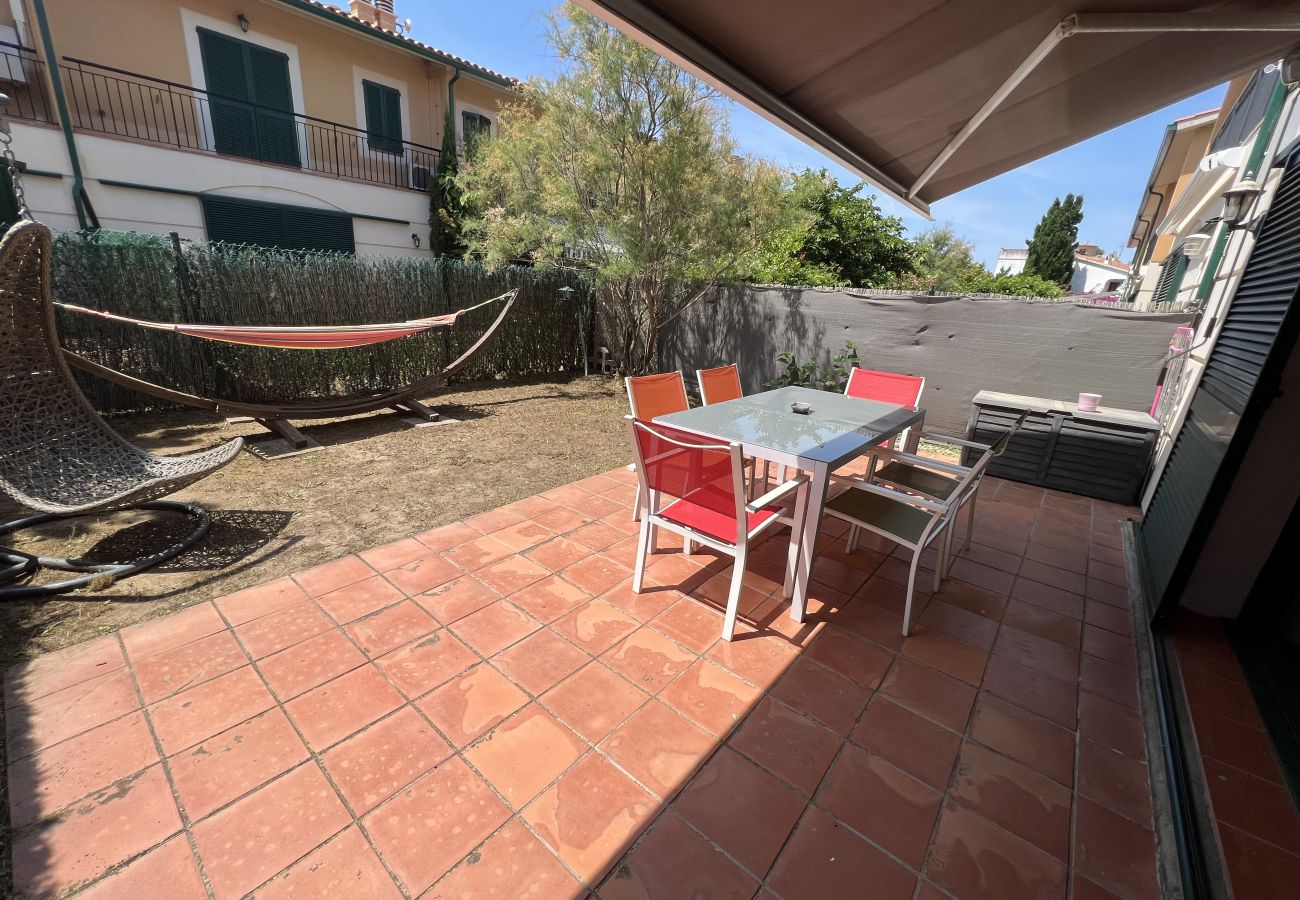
31,0,90,230
446,66,460,153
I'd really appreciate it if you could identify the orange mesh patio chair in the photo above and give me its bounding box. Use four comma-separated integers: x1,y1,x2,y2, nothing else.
627,416,808,641
696,364,743,405
626,372,690,522
698,363,774,492
844,366,926,450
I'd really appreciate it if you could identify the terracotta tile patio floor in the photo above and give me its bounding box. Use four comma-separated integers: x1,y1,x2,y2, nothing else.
2,467,1160,899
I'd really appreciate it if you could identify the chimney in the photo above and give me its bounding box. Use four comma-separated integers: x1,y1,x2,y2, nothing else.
349,0,397,32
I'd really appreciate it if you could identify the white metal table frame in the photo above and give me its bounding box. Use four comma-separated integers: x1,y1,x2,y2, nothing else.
653,385,925,623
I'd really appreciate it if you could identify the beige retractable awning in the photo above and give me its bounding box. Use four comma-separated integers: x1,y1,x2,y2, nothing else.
575,0,1300,216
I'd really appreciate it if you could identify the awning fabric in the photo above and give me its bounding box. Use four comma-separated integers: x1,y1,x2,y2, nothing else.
576,0,1300,216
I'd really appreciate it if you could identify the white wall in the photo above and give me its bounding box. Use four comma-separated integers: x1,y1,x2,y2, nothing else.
1070,258,1128,294
995,249,1027,274
11,122,431,257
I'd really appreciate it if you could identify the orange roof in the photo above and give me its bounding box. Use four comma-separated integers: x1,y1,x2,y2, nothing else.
1075,252,1130,272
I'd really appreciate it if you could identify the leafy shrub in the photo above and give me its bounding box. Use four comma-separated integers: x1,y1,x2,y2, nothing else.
764,340,861,392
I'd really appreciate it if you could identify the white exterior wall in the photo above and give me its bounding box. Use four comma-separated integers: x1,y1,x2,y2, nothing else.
995,248,1027,274
1070,258,1129,294
12,121,431,257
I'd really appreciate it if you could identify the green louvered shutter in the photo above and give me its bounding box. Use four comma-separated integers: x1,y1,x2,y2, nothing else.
198,28,257,160
1137,141,1300,616
363,80,402,153
201,196,354,254
247,44,300,167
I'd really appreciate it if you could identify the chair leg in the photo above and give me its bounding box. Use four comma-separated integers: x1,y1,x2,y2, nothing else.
632,515,651,593
632,482,641,522
903,550,922,637
722,545,749,641
964,487,979,553
683,537,694,556
846,524,860,554
932,529,950,593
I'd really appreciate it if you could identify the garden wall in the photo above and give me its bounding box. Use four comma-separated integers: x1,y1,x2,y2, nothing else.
660,286,1194,435
52,232,592,415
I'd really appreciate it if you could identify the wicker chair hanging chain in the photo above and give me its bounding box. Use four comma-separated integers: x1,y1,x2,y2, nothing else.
0,93,31,222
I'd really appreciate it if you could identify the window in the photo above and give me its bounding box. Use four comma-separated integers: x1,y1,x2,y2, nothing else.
461,110,492,150
197,28,300,167
363,80,403,154
201,196,355,254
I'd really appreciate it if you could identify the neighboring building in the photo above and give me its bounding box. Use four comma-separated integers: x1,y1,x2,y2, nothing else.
1124,106,1225,307
1070,249,1129,294
993,245,1129,294
0,0,520,255
993,246,1027,275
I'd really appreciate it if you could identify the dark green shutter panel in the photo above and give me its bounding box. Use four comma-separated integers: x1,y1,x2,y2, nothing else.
363,81,402,153
285,209,355,254
201,196,354,254
1152,250,1188,304
202,196,287,248
382,86,402,148
1137,404,1223,613
198,28,257,160
1202,150,1300,409
247,44,300,167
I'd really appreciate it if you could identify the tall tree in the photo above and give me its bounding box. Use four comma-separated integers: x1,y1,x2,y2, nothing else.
907,224,983,292
1024,194,1083,289
751,169,914,287
429,110,467,258
459,5,789,372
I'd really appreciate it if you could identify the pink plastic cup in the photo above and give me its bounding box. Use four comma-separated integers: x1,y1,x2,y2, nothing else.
1078,393,1102,412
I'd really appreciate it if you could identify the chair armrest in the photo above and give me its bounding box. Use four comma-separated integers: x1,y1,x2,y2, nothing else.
842,480,948,514
872,447,970,476
922,432,992,452
746,473,809,512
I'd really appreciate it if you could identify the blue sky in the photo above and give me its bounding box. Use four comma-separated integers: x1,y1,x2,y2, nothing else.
412,0,1226,268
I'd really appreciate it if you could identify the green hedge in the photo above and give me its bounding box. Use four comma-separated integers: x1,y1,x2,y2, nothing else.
52,231,593,414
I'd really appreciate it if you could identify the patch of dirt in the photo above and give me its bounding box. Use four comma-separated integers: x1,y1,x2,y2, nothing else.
0,375,628,668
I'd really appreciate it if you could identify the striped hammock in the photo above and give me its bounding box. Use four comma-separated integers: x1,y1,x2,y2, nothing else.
55,291,513,350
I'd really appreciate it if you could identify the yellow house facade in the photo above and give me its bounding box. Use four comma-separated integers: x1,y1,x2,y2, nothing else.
1,0,520,255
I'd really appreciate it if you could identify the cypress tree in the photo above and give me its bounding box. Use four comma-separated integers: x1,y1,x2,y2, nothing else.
429,111,468,258
1025,193,1083,289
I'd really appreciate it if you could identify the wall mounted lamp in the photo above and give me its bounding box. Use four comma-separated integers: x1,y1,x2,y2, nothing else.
1221,180,1262,231
411,233,421,248
237,14,250,32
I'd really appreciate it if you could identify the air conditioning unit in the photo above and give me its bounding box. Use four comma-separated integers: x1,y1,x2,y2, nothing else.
0,25,30,85
410,163,432,191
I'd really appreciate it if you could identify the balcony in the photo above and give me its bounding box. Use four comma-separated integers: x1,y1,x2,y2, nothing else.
0,43,439,193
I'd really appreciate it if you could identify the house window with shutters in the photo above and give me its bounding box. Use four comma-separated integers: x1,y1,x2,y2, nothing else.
461,110,492,151
363,80,403,154
201,196,355,254
196,28,300,167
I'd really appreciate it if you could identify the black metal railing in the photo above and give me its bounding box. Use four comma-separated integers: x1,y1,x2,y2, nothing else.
0,41,54,123
57,56,438,191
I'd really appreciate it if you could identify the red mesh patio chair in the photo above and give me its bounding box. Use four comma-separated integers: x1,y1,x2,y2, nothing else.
625,372,691,523
844,366,926,450
627,417,808,641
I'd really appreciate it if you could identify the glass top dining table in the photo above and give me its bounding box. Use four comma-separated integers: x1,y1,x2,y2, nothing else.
653,385,927,626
